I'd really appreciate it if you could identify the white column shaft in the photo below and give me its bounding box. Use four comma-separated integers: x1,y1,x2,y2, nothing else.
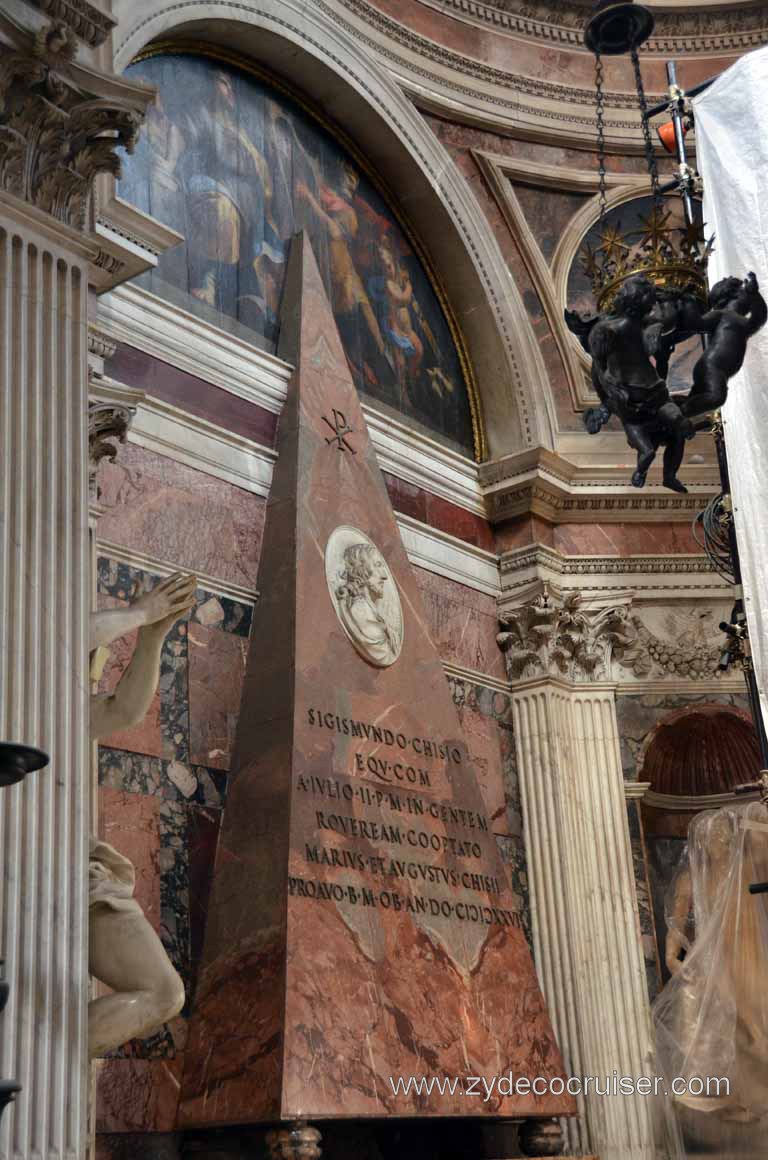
513,682,655,1160
0,218,89,1160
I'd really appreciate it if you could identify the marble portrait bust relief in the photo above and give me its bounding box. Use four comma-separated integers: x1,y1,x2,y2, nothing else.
325,526,403,667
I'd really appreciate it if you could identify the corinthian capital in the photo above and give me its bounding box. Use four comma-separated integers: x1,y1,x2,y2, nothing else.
0,15,146,229
497,585,637,684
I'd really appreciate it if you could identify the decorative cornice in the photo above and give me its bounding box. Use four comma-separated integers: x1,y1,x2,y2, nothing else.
643,787,759,812
396,512,500,596
498,544,730,607
442,660,511,695
498,585,636,683
27,0,116,47
481,448,719,525
420,0,768,55
624,781,651,801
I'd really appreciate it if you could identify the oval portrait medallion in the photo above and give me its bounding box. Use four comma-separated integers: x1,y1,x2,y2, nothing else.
325,526,404,668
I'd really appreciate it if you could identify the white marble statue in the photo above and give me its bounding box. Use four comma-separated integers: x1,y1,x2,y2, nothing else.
325,526,403,667
88,571,197,1058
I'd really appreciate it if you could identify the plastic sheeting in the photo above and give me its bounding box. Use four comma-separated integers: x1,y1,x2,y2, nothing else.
652,802,768,1155
693,48,768,735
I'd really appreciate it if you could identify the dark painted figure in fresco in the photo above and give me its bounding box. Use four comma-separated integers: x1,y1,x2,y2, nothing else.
566,272,766,492
119,53,474,452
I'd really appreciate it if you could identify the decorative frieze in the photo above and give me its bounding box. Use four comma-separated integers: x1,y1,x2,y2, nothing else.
27,0,116,47
481,448,718,525
423,0,768,54
619,607,723,681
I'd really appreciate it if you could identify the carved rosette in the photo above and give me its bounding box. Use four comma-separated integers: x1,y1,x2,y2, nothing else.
0,21,142,230
497,585,638,684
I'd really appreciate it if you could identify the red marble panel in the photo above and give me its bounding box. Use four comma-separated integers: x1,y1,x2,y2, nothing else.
425,493,496,551
413,569,507,683
107,344,278,448
383,472,429,525
382,473,495,551
98,787,162,931
180,235,569,1128
495,515,554,552
97,445,265,591
554,522,701,557
188,806,223,987
188,623,248,770
95,1057,183,1134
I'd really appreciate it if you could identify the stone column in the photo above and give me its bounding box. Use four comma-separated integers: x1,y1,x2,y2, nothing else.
0,10,152,1158
500,590,655,1160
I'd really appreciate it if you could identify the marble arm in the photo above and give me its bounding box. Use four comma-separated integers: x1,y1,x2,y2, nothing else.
89,572,197,651
665,865,693,977
90,619,169,741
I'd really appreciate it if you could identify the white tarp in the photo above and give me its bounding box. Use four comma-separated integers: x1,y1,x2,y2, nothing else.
694,46,768,733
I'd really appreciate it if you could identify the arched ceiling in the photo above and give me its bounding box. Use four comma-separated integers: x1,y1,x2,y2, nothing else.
345,0,768,145
421,0,768,50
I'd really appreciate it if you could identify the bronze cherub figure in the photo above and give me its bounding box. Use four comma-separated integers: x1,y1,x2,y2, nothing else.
566,275,694,491
566,271,767,491
682,272,767,418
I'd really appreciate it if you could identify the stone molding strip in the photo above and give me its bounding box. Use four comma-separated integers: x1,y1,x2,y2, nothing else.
481,448,719,524
28,0,116,46
96,538,260,607
420,0,768,55
499,543,730,607
95,383,497,596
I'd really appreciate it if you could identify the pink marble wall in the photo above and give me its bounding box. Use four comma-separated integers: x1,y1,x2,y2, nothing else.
97,445,265,591
553,522,701,557
414,569,507,682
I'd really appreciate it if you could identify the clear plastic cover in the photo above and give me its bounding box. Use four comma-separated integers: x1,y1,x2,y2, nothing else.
652,802,768,1155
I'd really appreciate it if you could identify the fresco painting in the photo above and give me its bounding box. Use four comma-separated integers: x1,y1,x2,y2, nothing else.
121,53,475,452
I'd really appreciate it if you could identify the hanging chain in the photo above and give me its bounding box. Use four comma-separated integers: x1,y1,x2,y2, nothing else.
594,50,608,222
630,45,661,204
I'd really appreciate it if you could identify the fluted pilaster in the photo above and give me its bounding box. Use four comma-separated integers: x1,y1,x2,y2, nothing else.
0,8,156,1158
513,682,655,1159
0,214,90,1160
502,590,655,1160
